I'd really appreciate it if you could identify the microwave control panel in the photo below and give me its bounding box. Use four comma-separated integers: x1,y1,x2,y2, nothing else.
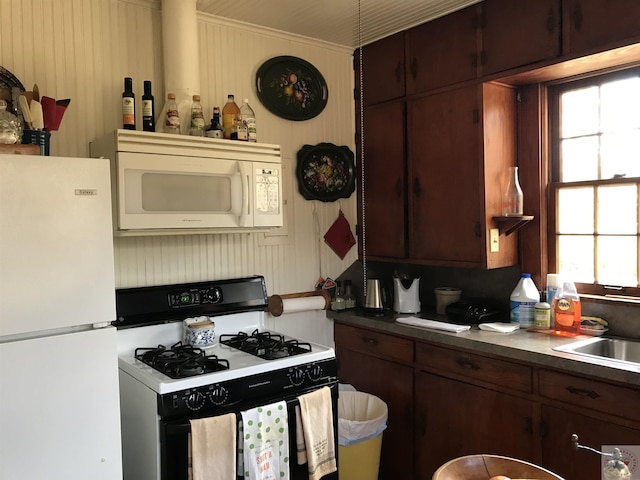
255,168,280,214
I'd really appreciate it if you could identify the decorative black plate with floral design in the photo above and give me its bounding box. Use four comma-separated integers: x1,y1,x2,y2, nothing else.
296,143,355,202
256,56,328,121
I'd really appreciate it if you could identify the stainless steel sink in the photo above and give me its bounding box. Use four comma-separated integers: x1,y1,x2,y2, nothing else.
553,337,640,367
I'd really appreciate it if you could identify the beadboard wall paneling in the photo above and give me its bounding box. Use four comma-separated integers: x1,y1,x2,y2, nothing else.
0,0,357,295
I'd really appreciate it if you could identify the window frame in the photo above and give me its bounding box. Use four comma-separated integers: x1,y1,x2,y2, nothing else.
547,66,640,299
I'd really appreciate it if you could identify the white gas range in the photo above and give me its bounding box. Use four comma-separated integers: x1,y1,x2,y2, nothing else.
114,276,338,480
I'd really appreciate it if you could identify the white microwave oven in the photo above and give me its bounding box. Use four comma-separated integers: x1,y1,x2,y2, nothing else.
90,130,283,235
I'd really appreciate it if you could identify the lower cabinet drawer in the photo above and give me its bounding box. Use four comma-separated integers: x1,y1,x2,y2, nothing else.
416,342,532,393
539,369,640,422
334,323,413,364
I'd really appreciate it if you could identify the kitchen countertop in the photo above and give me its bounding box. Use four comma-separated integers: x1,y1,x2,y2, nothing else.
328,309,640,386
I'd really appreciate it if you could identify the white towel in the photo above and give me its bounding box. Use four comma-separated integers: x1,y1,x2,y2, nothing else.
298,386,337,480
396,316,471,333
190,413,237,480
294,405,308,465
241,401,290,480
478,322,520,333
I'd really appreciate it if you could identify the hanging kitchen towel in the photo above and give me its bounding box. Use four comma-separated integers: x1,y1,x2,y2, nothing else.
323,210,356,259
298,386,337,480
241,401,290,480
294,405,308,465
190,413,237,480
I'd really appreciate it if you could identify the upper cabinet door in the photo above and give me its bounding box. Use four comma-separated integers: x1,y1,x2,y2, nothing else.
564,0,640,55
357,32,405,106
360,101,406,259
481,0,561,76
406,4,480,94
407,86,483,265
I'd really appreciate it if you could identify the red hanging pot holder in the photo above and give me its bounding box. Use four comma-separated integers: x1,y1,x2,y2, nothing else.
323,210,356,259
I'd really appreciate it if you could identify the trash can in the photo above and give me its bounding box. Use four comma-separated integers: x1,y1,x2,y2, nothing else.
337,390,388,480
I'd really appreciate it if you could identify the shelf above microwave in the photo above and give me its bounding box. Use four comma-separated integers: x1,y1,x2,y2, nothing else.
492,215,534,236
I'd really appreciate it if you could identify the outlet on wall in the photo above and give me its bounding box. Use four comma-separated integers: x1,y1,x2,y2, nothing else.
490,228,499,253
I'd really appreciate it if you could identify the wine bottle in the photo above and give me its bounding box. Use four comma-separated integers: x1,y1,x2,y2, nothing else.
122,77,135,130
142,80,155,132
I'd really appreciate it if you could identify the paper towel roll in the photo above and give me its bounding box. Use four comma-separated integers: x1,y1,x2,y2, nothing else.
267,292,330,316
281,296,327,314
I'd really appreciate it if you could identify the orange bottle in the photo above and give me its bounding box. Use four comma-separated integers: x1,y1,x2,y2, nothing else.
552,278,581,334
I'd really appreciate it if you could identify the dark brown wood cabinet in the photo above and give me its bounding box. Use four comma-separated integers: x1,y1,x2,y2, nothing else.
414,371,536,477
407,82,518,268
334,323,414,480
357,31,405,107
359,101,406,259
406,5,480,94
414,341,535,477
334,321,640,479
541,406,640,479
563,0,640,56
481,0,561,76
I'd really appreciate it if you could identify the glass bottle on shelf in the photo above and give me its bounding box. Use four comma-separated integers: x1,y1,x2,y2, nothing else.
331,281,346,311
502,166,523,216
343,280,356,309
122,77,136,130
189,95,205,136
240,98,257,142
222,94,240,140
205,107,224,139
164,93,180,134
141,80,155,132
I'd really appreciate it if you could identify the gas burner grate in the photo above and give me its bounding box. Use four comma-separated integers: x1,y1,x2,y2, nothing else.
135,341,230,379
219,329,312,359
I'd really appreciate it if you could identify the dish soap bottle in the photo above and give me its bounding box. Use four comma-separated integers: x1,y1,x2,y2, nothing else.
510,273,539,328
552,277,581,334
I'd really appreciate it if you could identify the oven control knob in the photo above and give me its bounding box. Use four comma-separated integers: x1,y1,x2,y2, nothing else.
185,390,205,410
208,385,229,405
289,367,305,386
308,364,323,381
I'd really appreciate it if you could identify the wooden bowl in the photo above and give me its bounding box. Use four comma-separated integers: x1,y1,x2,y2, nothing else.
432,454,565,480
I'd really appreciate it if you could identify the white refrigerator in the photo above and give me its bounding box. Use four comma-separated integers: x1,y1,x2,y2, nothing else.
0,154,122,479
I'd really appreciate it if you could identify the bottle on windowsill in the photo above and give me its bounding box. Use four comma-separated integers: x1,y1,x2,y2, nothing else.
502,166,523,216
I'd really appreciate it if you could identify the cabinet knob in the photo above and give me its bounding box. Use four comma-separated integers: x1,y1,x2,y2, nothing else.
546,9,556,34
566,385,600,399
413,177,421,197
455,356,480,370
395,178,402,196
573,3,583,31
410,58,418,79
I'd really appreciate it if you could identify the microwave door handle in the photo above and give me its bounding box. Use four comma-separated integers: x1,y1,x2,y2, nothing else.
236,172,251,226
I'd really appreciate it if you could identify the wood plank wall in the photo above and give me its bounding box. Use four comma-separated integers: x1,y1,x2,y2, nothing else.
0,0,358,295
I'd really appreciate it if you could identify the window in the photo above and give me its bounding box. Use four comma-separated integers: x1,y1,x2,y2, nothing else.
549,68,640,297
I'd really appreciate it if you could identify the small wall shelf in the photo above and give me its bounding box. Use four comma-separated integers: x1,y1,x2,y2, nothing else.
493,215,534,236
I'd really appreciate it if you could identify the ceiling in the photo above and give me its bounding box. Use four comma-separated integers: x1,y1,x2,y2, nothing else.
195,0,481,48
